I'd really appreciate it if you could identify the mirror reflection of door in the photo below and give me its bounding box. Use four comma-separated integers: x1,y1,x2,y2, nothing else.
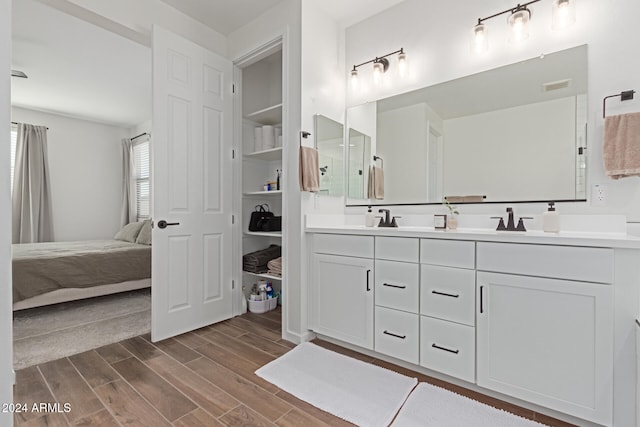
427,125,443,203
348,128,371,200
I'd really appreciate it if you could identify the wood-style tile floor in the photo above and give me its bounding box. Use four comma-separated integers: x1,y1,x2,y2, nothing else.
13,307,576,427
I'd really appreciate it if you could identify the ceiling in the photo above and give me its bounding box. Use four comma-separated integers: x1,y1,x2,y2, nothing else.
11,0,405,129
159,0,407,34
11,0,151,128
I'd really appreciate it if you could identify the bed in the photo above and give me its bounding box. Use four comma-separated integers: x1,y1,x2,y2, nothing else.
12,239,151,311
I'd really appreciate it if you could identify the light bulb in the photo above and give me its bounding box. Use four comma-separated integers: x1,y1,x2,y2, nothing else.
373,61,384,85
508,8,531,44
552,0,576,30
350,68,359,90
398,51,408,77
472,23,488,53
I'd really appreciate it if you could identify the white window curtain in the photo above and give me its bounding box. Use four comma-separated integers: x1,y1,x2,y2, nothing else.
12,123,54,243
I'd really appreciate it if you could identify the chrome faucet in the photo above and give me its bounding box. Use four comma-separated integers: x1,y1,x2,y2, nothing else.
377,209,400,227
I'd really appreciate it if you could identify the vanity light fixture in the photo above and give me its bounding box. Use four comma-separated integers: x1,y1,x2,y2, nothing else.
473,0,576,53
552,0,576,30
350,48,407,88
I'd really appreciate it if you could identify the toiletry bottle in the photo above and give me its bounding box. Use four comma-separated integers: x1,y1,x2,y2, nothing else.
542,202,560,233
365,206,375,227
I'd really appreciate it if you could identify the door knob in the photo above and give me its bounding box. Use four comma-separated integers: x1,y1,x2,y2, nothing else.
156,220,180,229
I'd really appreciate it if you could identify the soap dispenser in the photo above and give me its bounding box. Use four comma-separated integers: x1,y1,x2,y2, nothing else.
365,206,375,227
542,202,560,233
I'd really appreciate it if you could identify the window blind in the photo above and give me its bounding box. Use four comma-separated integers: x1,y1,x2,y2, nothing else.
133,139,150,221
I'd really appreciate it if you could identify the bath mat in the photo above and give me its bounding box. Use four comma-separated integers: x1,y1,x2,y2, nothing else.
255,342,417,427
391,382,547,426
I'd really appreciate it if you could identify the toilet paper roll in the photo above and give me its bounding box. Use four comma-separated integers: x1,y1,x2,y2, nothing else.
262,125,275,149
254,127,263,152
276,135,283,147
275,127,282,137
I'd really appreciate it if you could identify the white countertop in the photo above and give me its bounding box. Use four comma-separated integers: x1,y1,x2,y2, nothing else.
305,217,640,249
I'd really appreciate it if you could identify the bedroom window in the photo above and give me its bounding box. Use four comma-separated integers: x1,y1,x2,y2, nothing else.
10,124,17,191
133,138,150,221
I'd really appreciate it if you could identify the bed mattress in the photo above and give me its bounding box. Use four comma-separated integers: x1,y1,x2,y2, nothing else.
12,240,151,303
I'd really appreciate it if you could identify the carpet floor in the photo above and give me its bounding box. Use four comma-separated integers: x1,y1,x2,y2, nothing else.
13,289,150,370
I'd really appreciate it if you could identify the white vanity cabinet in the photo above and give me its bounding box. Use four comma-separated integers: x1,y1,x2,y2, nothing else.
476,242,614,426
309,234,374,349
419,239,476,383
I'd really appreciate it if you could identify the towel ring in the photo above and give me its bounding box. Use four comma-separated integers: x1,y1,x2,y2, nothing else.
603,90,635,118
373,155,384,168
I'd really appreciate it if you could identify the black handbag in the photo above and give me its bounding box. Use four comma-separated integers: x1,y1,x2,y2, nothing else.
248,204,274,231
258,216,282,232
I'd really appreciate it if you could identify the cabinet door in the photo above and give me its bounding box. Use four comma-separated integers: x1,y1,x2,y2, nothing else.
310,254,374,349
477,272,613,425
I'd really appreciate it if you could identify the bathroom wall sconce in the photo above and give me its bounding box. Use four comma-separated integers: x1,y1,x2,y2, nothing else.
472,0,576,53
350,48,407,89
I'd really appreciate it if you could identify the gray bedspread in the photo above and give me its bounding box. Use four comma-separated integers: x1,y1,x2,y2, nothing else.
12,240,151,303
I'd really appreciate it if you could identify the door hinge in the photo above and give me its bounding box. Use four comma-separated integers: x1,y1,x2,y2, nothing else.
232,84,235,94
232,149,236,159
232,215,235,225
232,280,235,289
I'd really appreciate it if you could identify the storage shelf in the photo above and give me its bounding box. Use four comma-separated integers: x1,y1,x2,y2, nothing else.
243,190,282,196
244,231,282,238
243,271,283,281
245,103,282,125
244,147,282,161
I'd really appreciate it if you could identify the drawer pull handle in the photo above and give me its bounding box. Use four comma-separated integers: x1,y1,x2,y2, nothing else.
432,343,459,354
383,330,406,340
480,285,484,314
432,290,459,298
383,283,407,289
366,270,371,292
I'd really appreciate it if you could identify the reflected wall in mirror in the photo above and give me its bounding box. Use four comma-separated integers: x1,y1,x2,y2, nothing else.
347,45,588,206
314,115,345,197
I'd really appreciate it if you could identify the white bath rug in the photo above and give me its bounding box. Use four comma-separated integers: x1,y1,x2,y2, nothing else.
255,342,417,427
391,382,548,427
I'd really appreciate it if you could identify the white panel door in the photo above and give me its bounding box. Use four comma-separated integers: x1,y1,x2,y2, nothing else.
152,26,233,341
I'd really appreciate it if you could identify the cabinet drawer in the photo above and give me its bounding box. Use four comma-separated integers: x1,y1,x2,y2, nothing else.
313,234,374,258
420,316,475,383
421,239,475,269
476,242,613,284
375,260,419,313
375,237,419,263
375,307,419,364
420,265,475,326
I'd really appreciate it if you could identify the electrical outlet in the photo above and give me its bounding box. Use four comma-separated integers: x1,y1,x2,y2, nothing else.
592,184,607,206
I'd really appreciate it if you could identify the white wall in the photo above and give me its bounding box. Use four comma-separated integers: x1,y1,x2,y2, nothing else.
0,0,13,422
443,97,576,201
12,107,127,241
345,0,640,219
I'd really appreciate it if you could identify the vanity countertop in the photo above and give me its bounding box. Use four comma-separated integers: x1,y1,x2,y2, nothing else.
305,223,640,249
